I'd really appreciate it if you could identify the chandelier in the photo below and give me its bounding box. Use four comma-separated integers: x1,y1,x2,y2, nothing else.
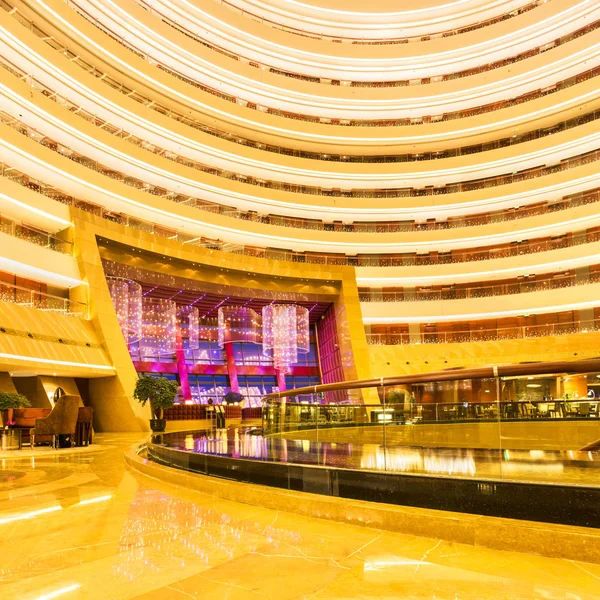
262,304,309,373
218,306,260,347
178,306,200,350
140,298,177,357
107,277,142,344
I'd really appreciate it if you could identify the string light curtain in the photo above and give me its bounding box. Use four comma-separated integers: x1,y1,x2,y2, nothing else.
198,316,218,342
107,277,142,344
262,305,309,373
178,306,200,350
140,298,177,357
217,306,260,347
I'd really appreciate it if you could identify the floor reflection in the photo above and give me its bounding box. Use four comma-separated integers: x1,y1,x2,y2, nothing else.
0,435,599,599
153,428,600,486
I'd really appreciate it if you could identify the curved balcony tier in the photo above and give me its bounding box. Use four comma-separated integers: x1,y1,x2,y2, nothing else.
221,0,535,41
4,0,600,152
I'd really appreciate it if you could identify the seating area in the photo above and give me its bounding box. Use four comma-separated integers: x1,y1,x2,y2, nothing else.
4,396,94,450
163,404,242,421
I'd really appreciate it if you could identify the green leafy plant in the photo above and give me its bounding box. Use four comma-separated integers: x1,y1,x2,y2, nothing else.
133,376,177,420
223,391,244,405
386,390,405,404
0,392,30,410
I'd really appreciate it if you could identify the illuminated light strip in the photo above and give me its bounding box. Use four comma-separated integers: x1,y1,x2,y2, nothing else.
363,299,600,323
29,8,600,114
0,192,72,227
8,60,600,190
4,21,600,148
147,0,595,66
0,256,84,288
77,494,113,505
11,12,600,143
5,80,600,216
0,354,115,371
35,584,81,600
8,21,600,119
0,505,62,525
8,140,600,251
356,253,600,284
9,79,600,188
277,0,487,16
5,139,600,252
86,0,596,113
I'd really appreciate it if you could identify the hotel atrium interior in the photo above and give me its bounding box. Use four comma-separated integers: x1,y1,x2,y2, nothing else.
1,0,600,597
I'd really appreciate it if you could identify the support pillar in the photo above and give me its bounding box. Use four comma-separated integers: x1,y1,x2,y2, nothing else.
175,332,191,401
224,342,239,392
276,369,287,392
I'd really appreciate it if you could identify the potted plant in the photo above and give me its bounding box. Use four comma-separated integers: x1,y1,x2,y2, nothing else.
0,392,30,427
133,375,178,432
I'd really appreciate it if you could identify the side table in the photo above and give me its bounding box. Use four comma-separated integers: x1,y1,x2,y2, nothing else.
1,428,22,451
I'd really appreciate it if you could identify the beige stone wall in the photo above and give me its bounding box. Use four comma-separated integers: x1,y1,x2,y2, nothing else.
0,373,17,394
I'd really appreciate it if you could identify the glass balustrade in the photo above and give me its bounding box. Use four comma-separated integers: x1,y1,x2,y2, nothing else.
0,213,72,254
4,160,600,268
5,0,600,138
0,280,86,316
367,321,600,345
258,364,600,486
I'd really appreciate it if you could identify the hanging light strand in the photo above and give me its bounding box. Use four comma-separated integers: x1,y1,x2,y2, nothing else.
262,305,309,373
217,306,260,348
140,298,177,358
107,277,142,345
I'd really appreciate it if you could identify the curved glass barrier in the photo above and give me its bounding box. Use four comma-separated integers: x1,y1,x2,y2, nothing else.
148,359,600,526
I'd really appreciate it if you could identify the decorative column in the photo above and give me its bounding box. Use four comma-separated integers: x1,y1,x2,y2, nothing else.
224,340,240,393
175,330,191,401
176,306,199,402
276,369,287,392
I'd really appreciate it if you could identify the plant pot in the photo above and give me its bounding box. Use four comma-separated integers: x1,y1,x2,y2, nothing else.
149,418,167,432
1,408,13,427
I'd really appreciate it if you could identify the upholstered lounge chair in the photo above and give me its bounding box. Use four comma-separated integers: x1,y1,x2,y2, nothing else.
12,408,51,444
30,395,81,448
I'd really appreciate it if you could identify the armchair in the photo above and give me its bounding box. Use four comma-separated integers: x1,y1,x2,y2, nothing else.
30,395,81,448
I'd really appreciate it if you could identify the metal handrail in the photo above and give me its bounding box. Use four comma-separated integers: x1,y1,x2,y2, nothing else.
262,358,600,400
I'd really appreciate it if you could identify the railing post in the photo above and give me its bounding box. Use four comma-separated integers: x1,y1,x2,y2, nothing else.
381,379,387,471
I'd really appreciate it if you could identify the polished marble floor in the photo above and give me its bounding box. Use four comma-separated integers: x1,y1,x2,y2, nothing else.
1,434,600,600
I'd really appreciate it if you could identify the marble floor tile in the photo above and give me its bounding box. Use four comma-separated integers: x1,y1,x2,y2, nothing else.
1,434,599,600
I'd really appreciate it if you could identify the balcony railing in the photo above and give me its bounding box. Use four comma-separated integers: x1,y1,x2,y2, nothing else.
0,280,86,316
5,55,600,235
5,102,600,222
5,0,600,142
359,272,600,302
4,160,600,268
367,322,600,345
0,213,72,254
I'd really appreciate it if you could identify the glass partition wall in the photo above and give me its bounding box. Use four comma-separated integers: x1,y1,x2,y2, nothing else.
261,361,600,484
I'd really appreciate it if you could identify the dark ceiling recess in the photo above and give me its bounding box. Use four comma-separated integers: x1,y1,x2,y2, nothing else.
140,283,332,323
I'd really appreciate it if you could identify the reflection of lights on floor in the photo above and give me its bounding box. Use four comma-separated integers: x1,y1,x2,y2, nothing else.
502,463,564,474
0,495,112,525
365,558,430,571
424,456,476,476
530,450,546,459
33,583,80,599
78,494,113,506
0,505,62,525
